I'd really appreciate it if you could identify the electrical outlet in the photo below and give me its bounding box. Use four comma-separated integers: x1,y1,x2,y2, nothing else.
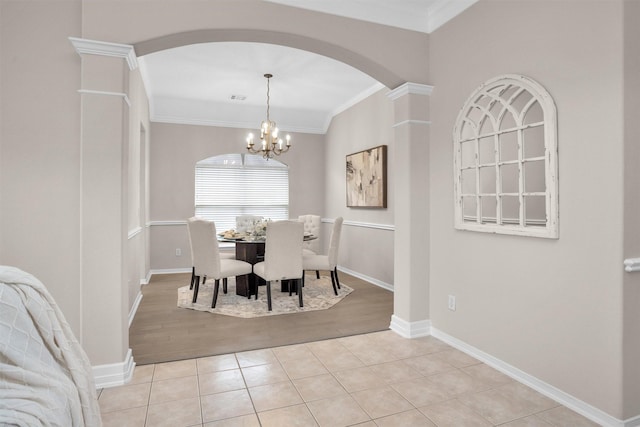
448,295,456,311
175,248,182,256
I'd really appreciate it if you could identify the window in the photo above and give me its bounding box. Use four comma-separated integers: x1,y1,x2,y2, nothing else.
195,154,289,232
453,74,558,238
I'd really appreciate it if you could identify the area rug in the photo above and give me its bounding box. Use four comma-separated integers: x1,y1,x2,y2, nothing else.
177,274,353,318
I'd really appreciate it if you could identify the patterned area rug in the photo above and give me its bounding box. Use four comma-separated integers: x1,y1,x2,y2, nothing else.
177,274,353,318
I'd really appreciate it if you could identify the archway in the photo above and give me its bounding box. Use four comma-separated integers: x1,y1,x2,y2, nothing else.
134,29,404,90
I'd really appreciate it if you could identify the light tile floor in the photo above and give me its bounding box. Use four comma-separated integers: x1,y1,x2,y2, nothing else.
98,331,600,427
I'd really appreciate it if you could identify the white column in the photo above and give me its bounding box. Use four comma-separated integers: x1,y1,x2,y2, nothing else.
70,38,137,382
387,83,433,338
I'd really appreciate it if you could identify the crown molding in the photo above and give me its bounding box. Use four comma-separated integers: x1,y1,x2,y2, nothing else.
427,0,479,33
69,37,138,70
150,114,326,135
387,82,434,100
329,82,387,120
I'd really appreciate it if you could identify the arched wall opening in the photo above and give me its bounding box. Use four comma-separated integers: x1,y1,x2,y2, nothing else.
134,29,403,90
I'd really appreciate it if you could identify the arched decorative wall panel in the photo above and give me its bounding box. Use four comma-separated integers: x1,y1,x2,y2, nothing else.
453,74,558,238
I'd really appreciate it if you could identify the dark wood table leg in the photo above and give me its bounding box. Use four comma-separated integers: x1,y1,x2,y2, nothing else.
234,241,265,297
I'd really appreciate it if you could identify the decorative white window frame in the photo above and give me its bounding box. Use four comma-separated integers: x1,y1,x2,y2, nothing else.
453,74,558,238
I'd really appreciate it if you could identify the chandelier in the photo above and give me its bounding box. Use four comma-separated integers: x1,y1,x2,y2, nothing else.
246,73,291,159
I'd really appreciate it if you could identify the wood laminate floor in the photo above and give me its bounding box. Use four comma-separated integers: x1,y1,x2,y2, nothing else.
129,271,394,365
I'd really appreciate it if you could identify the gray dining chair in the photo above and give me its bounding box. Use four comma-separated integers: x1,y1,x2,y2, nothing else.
302,217,343,295
187,217,252,308
253,220,304,311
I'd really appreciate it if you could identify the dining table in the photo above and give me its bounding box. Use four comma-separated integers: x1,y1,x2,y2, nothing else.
218,232,316,298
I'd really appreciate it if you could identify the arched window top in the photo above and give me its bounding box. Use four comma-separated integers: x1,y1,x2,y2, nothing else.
455,74,556,142
453,75,558,238
197,153,288,169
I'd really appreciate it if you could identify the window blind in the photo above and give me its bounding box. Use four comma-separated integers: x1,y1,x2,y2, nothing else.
195,154,289,232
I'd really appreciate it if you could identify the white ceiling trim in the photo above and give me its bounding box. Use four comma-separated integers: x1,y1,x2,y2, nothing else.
69,37,138,70
150,82,387,135
387,82,434,100
263,0,478,34
151,113,327,135
323,82,387,132
426,0,479,33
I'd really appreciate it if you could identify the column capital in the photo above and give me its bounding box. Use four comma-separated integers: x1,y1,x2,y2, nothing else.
69,37,138,70
387,82,434,101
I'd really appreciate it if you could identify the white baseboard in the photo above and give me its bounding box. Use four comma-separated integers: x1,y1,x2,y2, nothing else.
388,314,431,338
337,266,393,291
140,269,152,285
430,327,632,427
93,349,135,389
128,291,143,328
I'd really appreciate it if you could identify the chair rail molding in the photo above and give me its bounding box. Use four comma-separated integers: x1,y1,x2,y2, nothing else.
149,220,187,226
624,258,640,272
322,218,394,231
151,218,395,231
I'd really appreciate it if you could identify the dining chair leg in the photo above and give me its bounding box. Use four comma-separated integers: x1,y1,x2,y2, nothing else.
223,278,228,294
298,279,303,307
334,267,341,289
302,272,305,287
288,279,293,296
192,276,201,303
203,276,207,285
190,267,196,290
316,270,320,279
267,281,272,311
329,270,338,296
211,279,220,308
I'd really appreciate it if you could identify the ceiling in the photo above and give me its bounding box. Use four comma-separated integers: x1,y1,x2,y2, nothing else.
138,0,476,134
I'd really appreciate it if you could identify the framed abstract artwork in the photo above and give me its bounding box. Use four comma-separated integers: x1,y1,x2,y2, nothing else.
346,145,387,208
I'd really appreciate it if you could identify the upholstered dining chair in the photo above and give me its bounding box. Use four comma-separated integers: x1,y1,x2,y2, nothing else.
187,217,253,308
302,217,343,295
236,215,264,234
298,214,321,279
253,220,304,311
187,219,234,292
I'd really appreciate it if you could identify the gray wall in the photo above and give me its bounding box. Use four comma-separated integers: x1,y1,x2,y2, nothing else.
1,0,638,421
1,0,83,330
148,123,325,270
429,0,629,419
325,88,395,287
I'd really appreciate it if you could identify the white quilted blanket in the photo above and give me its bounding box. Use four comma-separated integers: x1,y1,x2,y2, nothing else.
0,266,102,426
